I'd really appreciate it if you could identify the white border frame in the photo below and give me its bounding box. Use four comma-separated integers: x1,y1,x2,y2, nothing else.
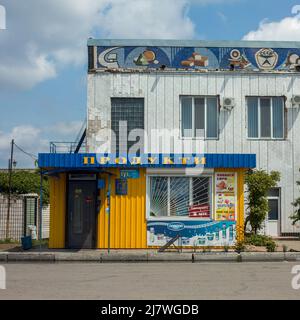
246,96,285,140
214,172,238,222
146,170,214,221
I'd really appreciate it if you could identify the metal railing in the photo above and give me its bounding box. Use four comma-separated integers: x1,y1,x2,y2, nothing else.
49,118,87,153
49,141,86,154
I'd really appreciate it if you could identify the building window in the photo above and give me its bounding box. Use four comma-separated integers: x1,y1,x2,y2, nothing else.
181,96,218,139
247,97,285,139
149,176,211,218
111,98,144,154
267,188,280,221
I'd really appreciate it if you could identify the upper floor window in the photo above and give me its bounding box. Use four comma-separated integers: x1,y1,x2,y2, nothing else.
181,96,218,139
247,97,285,139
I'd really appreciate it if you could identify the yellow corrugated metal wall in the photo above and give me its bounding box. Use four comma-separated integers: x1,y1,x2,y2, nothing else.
49,173,66,248
48,168,245,249
237,169,245,242
98,168,147,249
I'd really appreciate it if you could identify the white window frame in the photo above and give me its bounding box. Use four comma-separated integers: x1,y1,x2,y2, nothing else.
267,188,281,222
247,96,285,140
146,173,214,221
180,95,219,140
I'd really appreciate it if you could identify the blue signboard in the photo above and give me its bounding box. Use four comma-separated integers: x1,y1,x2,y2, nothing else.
120,170,140,179
115,179,128,195
97,179,105,189
38,153,256,169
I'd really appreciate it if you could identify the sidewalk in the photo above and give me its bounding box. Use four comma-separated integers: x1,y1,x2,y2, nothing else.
1,249,300,263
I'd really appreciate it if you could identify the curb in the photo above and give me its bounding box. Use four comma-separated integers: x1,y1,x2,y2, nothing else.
0,253,7,262
193,252,239,262
240,252,285,262
0,251,300,263
5,253,55,262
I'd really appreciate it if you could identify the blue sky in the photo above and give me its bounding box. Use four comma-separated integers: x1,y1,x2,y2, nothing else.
0,0,300,167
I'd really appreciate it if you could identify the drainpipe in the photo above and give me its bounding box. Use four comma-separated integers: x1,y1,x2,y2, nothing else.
5,139,14,240
107,174,111,254
39,172,43,250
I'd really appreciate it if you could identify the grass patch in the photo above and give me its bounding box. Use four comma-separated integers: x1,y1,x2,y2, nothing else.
32,239,49,248
0,238,19,245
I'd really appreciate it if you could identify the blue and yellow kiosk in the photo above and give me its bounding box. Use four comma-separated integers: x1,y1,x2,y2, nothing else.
38,153,255,249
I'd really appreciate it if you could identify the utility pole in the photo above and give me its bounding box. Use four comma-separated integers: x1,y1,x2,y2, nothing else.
5,139,14,240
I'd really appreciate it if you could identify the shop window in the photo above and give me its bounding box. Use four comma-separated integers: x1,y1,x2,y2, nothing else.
247,97,284,139
149,176,211,218
181,96,218,139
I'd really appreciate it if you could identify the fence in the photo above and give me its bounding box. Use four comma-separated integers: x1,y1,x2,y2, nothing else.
0,194,50,241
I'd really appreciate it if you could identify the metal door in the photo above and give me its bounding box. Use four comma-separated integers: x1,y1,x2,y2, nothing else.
67,180,96,248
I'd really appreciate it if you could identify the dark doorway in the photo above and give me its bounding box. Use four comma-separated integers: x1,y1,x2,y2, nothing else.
67,177,97,248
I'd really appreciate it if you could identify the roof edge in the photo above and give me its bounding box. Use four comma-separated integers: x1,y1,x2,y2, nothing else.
87,38,300,49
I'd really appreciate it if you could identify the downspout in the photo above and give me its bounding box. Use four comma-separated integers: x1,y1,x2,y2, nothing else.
39,172,43,250
107,174,111,253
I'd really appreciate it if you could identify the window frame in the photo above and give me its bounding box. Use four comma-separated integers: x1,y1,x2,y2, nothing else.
267,187,281,222
246,96,285,140
180,95,219,140
146,173,214,221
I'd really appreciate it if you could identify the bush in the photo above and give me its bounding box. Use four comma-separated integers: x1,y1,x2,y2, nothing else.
245,169,280,234
245,234,276,251
266,241,276,252
0,169,49,205
235,241,245,253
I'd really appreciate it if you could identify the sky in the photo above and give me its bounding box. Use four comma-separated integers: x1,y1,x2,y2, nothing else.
0,0,300,167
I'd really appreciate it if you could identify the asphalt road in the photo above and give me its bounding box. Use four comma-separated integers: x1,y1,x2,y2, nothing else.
0,262,300,300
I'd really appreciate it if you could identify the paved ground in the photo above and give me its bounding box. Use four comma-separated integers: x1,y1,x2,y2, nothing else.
0,262,300,300
276,240,300,251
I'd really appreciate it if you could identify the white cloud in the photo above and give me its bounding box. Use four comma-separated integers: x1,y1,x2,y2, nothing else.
0,125,47,168
0,121,83,168
0,0,197,90
46,121,83,137
99,0,195,39
243,15,300,41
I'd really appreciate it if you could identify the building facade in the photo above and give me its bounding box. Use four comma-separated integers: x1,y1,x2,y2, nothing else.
39,39,300,249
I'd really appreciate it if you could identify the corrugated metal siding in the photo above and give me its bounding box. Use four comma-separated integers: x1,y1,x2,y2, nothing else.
98,168,147,249
87,72,300,233
49,174,66,248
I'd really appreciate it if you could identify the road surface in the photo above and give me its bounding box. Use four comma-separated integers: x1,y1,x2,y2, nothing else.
0,262,299,300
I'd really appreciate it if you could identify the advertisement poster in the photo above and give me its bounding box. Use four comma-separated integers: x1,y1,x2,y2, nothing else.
147,220,236,247
215,173,236,221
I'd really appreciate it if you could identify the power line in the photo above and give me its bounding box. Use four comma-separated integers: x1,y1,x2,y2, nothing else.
13,142,38,160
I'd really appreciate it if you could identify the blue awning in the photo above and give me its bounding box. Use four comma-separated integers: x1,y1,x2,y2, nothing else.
38,153,256,169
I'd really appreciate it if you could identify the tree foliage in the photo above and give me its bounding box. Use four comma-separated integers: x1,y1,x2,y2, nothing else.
291,180,300,225
245,169,280,234
0,170,49,205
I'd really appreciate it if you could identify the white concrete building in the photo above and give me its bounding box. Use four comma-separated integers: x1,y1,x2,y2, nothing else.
86,39,300,238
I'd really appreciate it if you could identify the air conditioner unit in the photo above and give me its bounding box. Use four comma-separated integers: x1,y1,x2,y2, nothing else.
222,97,235,110
291,95,300,107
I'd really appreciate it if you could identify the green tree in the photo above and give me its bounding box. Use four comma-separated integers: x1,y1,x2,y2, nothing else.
291,179,300,226
245,169,280,234
0,170,49,205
